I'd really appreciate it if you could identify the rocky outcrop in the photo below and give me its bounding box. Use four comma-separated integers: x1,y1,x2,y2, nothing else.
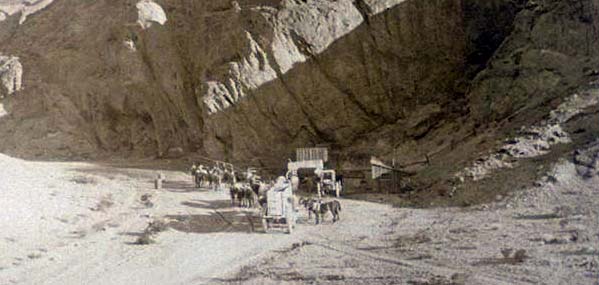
362,0,407,14
203,0,389,114
574,139,599,178
136,0,167,29
203,30,278,114
0,54,22,97
0,0,54,24
0,53,22,118
458,89,599,181
0,102,6,117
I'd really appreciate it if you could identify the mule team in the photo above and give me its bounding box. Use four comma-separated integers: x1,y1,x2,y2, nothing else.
189,163,235,191
189,163,341,224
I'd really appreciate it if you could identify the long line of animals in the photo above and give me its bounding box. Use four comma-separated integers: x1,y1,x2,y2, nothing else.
189,162,341,224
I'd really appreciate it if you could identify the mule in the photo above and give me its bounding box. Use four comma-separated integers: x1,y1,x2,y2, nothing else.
308,200,341,224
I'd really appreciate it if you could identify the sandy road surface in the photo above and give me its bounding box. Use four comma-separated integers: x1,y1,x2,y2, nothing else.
0,154,400,285
221,160,599,284
1,154,599,284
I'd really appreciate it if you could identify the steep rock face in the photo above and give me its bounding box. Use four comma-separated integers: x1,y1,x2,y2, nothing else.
468,0,599,123
202,0,526,167
204,0,599,170
202,0,407,114
0,0,195,158
0,0,596,177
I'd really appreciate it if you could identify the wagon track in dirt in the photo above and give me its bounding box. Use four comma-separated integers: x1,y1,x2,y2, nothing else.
306,238,533,285
165,204,263,234
243,211,258,233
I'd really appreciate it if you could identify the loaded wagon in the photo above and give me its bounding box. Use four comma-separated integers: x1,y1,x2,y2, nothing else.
261,177,296,234
316,169,342,197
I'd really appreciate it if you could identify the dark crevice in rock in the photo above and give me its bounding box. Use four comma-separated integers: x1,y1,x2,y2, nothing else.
352,0,373,25
288,29,315,57
462,0,527,79
221,83,239,107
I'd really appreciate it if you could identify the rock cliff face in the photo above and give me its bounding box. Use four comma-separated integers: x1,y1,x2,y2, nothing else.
202,0,599,170
0,0,597,179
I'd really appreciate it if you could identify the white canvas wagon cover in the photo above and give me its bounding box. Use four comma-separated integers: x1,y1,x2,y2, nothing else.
266,178,293,217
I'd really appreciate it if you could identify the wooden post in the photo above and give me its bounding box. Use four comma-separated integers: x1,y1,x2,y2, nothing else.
392,170,398,194
154,173,163,189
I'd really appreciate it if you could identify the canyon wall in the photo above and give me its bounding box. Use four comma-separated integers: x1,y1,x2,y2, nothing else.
0,0,596,177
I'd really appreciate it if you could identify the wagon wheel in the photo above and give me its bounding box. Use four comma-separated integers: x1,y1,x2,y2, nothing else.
262,218,269,233
261,206,269,233
286,212,294,234
287,220,293,234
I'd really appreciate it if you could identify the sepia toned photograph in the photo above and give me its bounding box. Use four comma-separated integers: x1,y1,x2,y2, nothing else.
0,0,598,284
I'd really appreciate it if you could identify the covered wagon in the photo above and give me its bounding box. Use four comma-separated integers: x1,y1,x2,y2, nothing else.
261,177,296,234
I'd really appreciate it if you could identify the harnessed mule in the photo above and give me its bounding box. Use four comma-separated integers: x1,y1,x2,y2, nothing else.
308,200,341,224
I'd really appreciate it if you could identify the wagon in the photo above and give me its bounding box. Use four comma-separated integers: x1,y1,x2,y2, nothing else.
314,169,341,197
261,178,296,234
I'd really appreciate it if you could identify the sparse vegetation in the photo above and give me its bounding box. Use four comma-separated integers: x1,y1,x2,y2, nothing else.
135,234,155,245
140,193,154,208
513,249,527,263
146,220,168,233
134,220,169,245
91,195,114,212
70,176,98,185
27,253,42,260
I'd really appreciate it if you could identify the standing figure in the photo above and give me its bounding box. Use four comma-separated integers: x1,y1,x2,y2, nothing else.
229,184,239,206
195,165,207,188
190,163,198,184
210,167,221,191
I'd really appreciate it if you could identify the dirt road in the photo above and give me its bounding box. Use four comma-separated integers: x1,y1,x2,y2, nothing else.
222,161,599,284
0,155,400,284
0,156,298,284
1,154,598,284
